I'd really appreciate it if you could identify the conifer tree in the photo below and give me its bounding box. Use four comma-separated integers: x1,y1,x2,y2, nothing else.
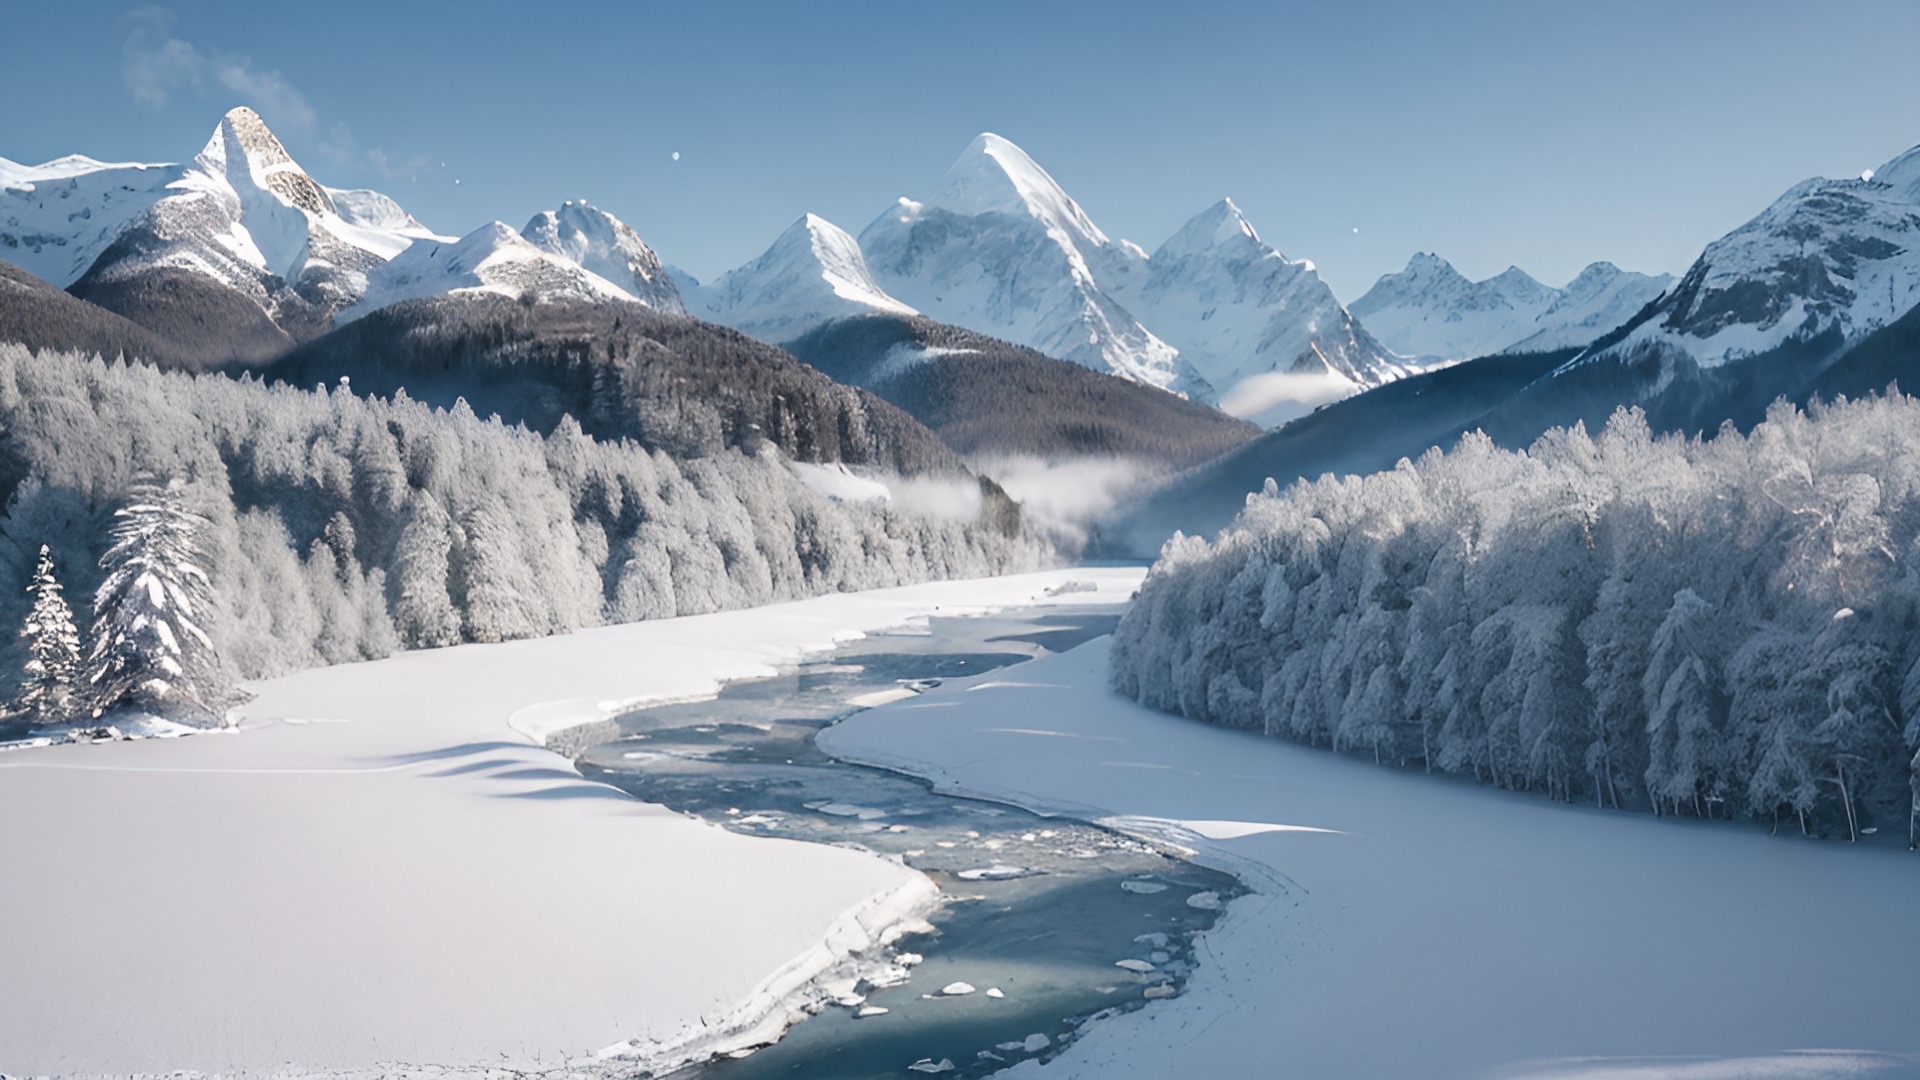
86,479,237,727
11,544,84,724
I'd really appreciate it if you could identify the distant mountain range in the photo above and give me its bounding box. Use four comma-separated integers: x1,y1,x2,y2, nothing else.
1351,255,1673,362
1106,141,1920,554
682,133,1420,423
0,108,1263,541
8,106,1919,563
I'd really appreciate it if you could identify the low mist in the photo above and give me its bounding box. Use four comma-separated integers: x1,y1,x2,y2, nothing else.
970,453,1174,553
1219,371,1357,428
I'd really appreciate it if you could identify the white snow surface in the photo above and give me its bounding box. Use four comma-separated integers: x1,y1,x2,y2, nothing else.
522,200,685,313
0,568,1144,1077
822,631,1920,1080
337,221,636,322
685,213,917,343
0,154,186,286
1351,253,1673,362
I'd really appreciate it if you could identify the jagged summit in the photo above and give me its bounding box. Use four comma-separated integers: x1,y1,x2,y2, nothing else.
197,106,336,218
340,220,635,322
1114,199,1412,418
925,133,1110,248
1154,198,1268,262
686,213,916,344
522,200,683,312
1352,253,1671,361
861,134,1194,393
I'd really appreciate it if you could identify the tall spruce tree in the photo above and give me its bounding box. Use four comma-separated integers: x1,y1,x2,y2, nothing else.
11,544,84,725
86,479,237,727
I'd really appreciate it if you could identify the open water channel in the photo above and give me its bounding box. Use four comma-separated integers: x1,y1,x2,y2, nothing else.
574,606,1241,1080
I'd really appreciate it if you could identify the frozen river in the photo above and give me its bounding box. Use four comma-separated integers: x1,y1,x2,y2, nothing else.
577,607,1240,1079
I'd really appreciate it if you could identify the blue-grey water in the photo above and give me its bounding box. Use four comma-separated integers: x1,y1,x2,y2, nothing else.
575,608,1240,1080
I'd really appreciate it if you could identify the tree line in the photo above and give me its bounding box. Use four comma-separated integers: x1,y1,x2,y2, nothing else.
0,345,1044,724
1113,398,1920,846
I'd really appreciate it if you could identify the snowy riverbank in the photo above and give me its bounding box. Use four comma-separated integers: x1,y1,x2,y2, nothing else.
0,568,1143,1077
822,638,1920,1080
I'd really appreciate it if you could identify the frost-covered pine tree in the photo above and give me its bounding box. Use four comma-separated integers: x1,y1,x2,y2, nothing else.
86,479,237,728
10,544,84,725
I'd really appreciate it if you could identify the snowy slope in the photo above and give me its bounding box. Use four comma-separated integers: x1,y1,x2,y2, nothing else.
684,213,916,343
0,155,185,287
1105,198,1415,420
1574,144,1920,370
858,134,1201,394
337,221,637,322
1351,253,1671,361
522,200,684,313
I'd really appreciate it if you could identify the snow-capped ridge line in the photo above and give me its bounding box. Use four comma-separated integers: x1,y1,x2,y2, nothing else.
1352,252,1674,361
521,200,684,313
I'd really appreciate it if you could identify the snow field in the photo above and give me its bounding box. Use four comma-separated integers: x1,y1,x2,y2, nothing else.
0,568,1141,1077
822,637,1920,1080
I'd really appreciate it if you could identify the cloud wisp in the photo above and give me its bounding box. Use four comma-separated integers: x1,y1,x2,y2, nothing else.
122,7,317,131
120,9,433,184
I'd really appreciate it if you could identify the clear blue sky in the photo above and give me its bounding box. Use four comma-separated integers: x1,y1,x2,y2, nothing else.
4,0,1919,301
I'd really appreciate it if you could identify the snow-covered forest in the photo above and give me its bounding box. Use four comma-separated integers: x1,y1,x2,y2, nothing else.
0,345,1044,693
1112,398,1920,843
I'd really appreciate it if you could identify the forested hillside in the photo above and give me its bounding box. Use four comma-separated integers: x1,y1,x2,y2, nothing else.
0,346,1043,693
269,296,976,478
1113,398,1920,843
785,314,1259,467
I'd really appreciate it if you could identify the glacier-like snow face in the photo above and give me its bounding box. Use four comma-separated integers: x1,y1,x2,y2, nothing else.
1585,148,1920,369
1351,254,1672,362
858,134,1200,394
683,213,916,343
522,200,684,313
0,155,187,287
337,221,637,323
1106,198,1415,407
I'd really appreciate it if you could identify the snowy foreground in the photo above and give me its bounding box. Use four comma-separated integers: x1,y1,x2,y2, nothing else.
823,639,1920,1080
0,568,1140,1077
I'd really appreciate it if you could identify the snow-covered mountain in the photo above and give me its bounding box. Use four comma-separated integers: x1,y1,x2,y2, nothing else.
1104,198,1414,422
0,154,185,287
75,107,439,311
682,213,916,343
337,222,634,322
857,134,1200,394
1351,254,1672,361
670,132,1393,421
1570,145,1920,371
522,200,683,313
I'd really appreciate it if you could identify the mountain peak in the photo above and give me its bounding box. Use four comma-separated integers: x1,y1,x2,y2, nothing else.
685,212,914,344
1403,252,1462,277
521,201,682,312
195,104,334,217
1155,198,1270,262
926,132,1110,246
